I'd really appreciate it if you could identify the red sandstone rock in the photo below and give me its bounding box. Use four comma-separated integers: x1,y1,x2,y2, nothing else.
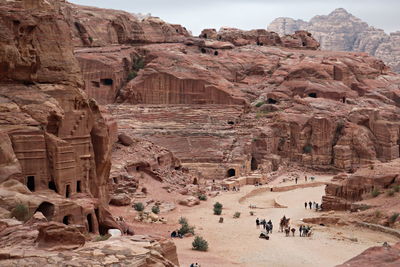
336,242,400,267
35,222,85,250
118,133,135,146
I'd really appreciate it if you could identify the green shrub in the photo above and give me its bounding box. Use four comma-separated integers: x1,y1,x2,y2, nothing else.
198,194,207,201
192,236,208,251
133,202,145,212
387,190,395,197
133,57,145,71
178,217,195,236
88,36,93,42
393,185,400,193
389,213,399,224
11,204,30,222
127,71,137,81
94,234,111,242
303,145,312,154
374,210,381,218
213,202,223,215
249,211,254,216
255,101,265,108
371,189,381,198
151,205,160,214
233,212,241,218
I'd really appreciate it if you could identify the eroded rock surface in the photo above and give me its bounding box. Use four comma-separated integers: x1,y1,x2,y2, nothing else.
268,8,400,73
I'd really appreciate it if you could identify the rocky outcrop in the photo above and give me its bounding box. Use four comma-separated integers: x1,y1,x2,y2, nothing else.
322,160,400,210
0,0,115,234
336,242,400,267
268,8,400,73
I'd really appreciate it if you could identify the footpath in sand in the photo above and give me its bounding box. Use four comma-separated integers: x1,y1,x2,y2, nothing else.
170,174,399,267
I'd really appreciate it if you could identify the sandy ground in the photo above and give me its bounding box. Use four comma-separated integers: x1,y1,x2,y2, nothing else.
167,173,399,267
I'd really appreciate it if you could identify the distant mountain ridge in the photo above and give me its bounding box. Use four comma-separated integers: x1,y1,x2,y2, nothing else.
268,8,400,73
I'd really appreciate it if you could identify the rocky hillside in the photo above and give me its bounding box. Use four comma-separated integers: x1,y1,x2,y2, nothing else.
268,8,400,73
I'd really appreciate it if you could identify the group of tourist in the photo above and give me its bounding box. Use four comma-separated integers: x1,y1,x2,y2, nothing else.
295,175,315,184
189,263,201,267
304,201,320,211
256,218,273,233
299,225,312,237
170,230,183,238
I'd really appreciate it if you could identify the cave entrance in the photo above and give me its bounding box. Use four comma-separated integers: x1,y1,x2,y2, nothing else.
91,81,100,88
227,121,235,125
308,93,317,98
267,98,277,104
87,213,94,233
48,181,57,192
251,157,258,171
76,181,82,193
214,51,219,56
342,96,346,103
63,215,71,225
227,169,236,177
27,176,35,192
193,178,198,185
35,202,55,220
203,33,207,38
100,79,113,86
201,48,206,54
65,184,71,198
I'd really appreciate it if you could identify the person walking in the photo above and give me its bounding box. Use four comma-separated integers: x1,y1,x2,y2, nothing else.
256,218,260,229
305,175,308,182
268,220,273,233
316,203,319,210
299,225,303,237
304,202,307,209
308,201,312,209
295,177,298,184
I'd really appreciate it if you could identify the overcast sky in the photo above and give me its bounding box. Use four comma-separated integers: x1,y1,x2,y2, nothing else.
69,0,400,35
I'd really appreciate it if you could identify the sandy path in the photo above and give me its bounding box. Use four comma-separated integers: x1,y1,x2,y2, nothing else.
171,174,399,267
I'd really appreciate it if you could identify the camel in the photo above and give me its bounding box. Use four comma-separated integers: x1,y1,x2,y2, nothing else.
285,227,290,237
291,228,296,236
279,216,290,232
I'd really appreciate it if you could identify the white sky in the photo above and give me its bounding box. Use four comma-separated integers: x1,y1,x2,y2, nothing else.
69,0,400,35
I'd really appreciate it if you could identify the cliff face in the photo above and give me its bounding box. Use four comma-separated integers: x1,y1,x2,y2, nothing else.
0,0,116,234
268,8,400,73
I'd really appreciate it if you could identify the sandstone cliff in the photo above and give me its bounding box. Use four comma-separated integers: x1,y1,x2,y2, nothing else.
268,8,400,73
0,0,117,234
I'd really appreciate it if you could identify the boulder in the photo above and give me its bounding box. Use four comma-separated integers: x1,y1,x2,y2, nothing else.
109,194,131,206
35,222,85,250
118,134,134,146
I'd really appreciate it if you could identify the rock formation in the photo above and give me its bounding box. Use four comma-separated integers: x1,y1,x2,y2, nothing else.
268,8,400,73
0,0,117,234
336,242,400,267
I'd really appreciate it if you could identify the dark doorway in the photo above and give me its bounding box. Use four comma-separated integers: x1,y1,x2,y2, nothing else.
267,98,277,104
342,97,346,103
48,181,57,192
308,93,317,98
27,176,35,192
251,157,258,171
87,213,94,233
203,34,207,38
214,51,219,56
35,202,55,220
76,181,81,193
65,184,71,198
227,169,236,177
201,48,206,54
193,178,198,185
63,215,71,225
100,79,113,86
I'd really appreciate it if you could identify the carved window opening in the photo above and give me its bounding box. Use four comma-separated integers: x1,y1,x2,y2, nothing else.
87,213,94,233
65,184,71,198
27,176,35,192
100,79,113,86
227,121,235,125
48,181,57,193
35,202,55,220
308,93,317,98
63,215,71,225
76,181,81,193
227,168,236,177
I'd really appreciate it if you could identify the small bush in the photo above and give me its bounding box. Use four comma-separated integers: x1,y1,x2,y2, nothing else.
198,194,207,201
88,36,93,42
374,210,381,218
94,234,111,242
133,202,145,212
178,217,195,236
11,204,30,222
303,145,312,154
213,202,223,215
369,165,374,170
192,236,208,251
393,185,400,193
371,189,381,198
233,212,241,218
389,213,399,224
255,101,265,108
387,190,395,197
151,205,160,214
249,211,254,216
133,57,145,71
127,71,137,81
